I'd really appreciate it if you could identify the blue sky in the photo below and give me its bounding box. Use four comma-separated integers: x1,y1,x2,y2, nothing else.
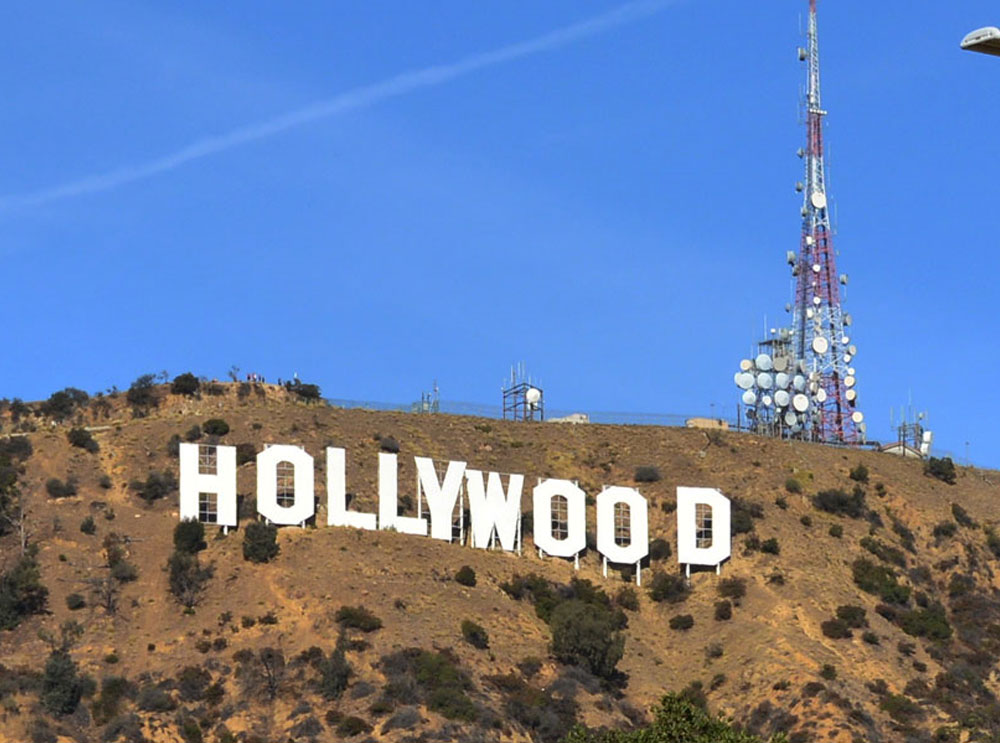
1,1,998,467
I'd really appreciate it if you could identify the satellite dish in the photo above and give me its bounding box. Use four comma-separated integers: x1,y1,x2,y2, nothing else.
793,375,806,391
812,337,829,354
742,390,757,405
784,411,797,426
762,395,773,407
848,344,857,355
795,182,804,192
844,376,856,388
736,373,755,390
844,314,853,326
792,394,810,412
786,250,797,265
755,354,773,371
848,367,856,376
844,354,852,363
739,359,753,371
806,309,815,319
845,389,857,402
525,387,542,405
842,336,850,344
785,303,792,313
775,390,791,407
851,411,864,424
812,296,822,305
815,388,828,403
756,373,774,390
811,191,827,209
812,263,821,273
773,357,789,372
805,235,815,246
775,372,790,389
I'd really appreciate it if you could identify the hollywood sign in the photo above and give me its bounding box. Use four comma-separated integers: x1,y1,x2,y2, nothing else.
178,443,733,583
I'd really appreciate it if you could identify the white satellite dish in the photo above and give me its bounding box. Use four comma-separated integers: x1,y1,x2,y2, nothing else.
811,191,827,209
845,389,857,402
736,373,755,390
805,235,815,246
812,296,822,305
742,390,757,405
806,309,815,319
812,337,829,354
842,336,850,344
755,354,773,371
739,359,753,371
844,376,856,388
844,314,853,326
773,356,789,372
844,354,852,363
848,344,857,355
756,373,774,390
815,388,828,403
784,411,797,426
775,372,790,389
791,424,802,433
848,367,856,376
775,390,791,407
793,375,806,391
812,264,821,273
525,387,542,405
851,411,864,424
792,394,810,412
762,395,773,407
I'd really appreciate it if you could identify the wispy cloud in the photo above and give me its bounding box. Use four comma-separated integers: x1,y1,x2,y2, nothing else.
0,0,675,211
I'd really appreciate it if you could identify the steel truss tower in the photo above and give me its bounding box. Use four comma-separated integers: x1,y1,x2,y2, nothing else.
733,0,864,444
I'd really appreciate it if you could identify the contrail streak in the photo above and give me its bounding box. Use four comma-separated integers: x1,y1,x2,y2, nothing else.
0,0,674,211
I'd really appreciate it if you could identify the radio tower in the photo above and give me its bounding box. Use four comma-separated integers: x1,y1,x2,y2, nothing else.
793,0,859,443
733,0,864,444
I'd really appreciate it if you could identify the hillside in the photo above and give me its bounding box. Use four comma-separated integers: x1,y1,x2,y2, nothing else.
2,380,1000,743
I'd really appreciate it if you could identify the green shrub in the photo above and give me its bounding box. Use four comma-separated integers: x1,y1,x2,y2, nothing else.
242,521,279,563
136,683,176,712
951,503,975,527
836,605,867,628
454,565,476,587
852,558,910,604
79,516,96,535
129,471,177,503
202,419,230,437
717,577,746,600
813,488,864,518
849,463,869,483
166,434,182,458
634,466,661,483
933,521,957,539
380,649,475,721
336,716,372,736
41,651,82,715
461,619,489,649
898,604,952,640
550,599,625,679
177,666,211,702
862,631,880,645
879,693,924,724
819,664,837,680
860,536,906,568
799,515,812,527
669,614,694,631
828,524,843,538
784,478,802,494
924,457,956,485
648,572,690,603
649,538,672,561
171,373,200,396
714,600,732,621
66,593,85,611
335,605,382,632
184,425,203,442
761,537,780,555
174,519,206,554
39,388,89,421
67,428,99,454
0,552,49,629
378,436,400,454
287,380,322,401
45,478,77,498
615,586,639,611
167,551,213,608
236,442,256,465
126,374,159,410
820,618,852,639
314,637,352,700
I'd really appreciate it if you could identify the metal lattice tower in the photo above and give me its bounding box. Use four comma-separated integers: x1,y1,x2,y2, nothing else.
733,0,864,444
792,0,861,443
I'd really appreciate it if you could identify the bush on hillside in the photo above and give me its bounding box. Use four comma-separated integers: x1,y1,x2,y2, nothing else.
174,519,206,554
79,516,96,535
717,577,747,600
46,478,77,499
287,380,322,402
714,600,733,621
648,572,690,604
126,374,159,410
550,599,625,680
168,551,213,609
184,425,203,442
67,428,99,453
932,521,957,539
335,605,382,632
924,456,956,485
852,558,910,604
380,648,475,721
784,478,803,494
41,650,82,715
378,435,400,454
171,373,200,396
828,524,843,538
649,538,672,561
760,538,780,555
236,442,256,466
813,488,865,518
38,388,89,421
454,565,476,587
849,463,869,483
130,471,177,503
951,503,975,527
202,419,230,437
242,521,279,563
615,586,639,611
634,466,661,483
836,605,868,628
461,619,489,650
669,614,694,631
65,593,85,611
821,618,852,639
0,552,49,629
313,636,352,700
